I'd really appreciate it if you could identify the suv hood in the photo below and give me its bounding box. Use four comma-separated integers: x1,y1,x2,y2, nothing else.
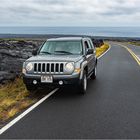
26,55,83,62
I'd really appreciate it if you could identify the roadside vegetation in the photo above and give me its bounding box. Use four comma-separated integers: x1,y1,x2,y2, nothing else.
0,42,109,125
0,78,36,124
96,43,110,57
128,41,140,46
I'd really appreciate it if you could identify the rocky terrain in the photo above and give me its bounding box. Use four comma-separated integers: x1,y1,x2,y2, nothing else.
0,39,43,84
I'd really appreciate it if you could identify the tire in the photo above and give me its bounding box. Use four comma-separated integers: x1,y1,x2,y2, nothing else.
90,65,97,80
25,84,38,93
79,71,87,94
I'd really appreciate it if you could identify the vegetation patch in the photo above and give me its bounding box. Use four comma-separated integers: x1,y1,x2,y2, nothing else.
96,43,110,57
0,78,36,124
128,42,140,47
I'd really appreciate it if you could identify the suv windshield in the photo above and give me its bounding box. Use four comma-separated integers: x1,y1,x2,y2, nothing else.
39,41,83,55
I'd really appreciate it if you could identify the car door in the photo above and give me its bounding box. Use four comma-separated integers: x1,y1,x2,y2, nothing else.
88,39,96,68
84,40,94,74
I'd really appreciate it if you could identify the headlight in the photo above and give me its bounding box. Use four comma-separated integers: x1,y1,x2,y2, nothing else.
65,63,74,73
26,63,33,71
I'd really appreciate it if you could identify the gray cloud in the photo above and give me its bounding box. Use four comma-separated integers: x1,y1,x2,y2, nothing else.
102,7,139,16
0,0,139,26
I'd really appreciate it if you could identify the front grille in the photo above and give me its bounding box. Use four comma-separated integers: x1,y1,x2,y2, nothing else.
34,62,65,74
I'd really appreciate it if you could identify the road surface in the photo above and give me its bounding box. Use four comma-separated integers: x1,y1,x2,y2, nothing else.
1,43,140,139
124,43,140,60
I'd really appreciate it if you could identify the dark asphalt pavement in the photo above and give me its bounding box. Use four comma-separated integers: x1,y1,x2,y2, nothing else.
1,43,140,139
124,43,140,59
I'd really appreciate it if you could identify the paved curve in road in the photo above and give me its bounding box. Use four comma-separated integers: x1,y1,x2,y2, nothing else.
1,43,140,139
124,43,140,60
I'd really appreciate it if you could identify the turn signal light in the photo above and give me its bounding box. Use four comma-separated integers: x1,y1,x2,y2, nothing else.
75,68,81,73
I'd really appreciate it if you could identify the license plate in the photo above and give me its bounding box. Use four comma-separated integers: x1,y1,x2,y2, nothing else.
41,75,53,83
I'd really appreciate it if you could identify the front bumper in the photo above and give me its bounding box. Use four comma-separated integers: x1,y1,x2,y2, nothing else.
23,73,81,87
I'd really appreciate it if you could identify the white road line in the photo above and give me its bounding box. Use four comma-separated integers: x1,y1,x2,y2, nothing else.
97,45,111,60
0,88,59,135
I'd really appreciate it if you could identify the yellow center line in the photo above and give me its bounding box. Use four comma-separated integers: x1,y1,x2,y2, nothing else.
118,44,140,66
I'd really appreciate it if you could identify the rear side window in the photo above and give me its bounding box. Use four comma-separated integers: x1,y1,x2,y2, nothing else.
84,40,93,49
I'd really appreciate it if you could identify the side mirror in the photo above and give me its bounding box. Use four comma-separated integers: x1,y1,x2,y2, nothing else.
32,49,38,56
87,49,93,55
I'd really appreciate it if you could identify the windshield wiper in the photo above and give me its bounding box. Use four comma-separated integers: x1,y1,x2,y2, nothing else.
54,51,73,55
40,51,52,55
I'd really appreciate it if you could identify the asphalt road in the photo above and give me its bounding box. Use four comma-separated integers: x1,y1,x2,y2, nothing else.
1,43,140,139
124,43,140,59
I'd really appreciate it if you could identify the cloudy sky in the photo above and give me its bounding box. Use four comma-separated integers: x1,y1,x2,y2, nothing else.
0,0,140,26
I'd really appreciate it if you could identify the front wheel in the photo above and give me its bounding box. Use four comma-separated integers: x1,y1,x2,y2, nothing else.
78,71,87,94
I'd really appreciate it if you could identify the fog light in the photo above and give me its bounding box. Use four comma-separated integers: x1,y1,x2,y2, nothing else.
22,68,26,74
59,81,63,85
33,80,37,85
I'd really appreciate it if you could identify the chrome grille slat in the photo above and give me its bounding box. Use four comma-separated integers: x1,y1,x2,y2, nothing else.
34,62,64,74
40,63,42,72
36,63,38,73
58,63,60,73
54,63,56,74
49,63,51,73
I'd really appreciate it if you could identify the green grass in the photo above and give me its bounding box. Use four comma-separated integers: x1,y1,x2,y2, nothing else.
96,43,110,57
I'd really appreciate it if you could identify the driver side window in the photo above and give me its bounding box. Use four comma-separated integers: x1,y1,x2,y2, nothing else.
84,40,92,54
84,41,89,49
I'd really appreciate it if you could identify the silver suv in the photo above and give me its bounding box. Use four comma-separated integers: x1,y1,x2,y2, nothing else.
22,37,97,94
